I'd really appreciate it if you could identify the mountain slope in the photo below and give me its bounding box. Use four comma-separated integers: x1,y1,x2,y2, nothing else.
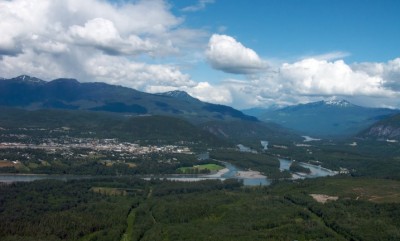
0,107,226,146
0,75,257,123
360,113,400,140
256,100,399,138
241,107,270,118
199,120,301,148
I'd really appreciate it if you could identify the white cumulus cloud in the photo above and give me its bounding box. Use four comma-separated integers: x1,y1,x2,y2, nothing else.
181,0,215,12
220,57,400,109
0,0,205,93
278,58,390,96
68,18,156,55
206,34,267,74
203,33,400,108
146,81,233,106
186,82,232,104
83,54,196,90
352,58,400,91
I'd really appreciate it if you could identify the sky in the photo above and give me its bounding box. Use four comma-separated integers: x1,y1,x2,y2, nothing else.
0,0,400,109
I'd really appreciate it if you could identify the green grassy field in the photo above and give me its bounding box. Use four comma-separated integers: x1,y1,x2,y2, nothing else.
177,163,224,174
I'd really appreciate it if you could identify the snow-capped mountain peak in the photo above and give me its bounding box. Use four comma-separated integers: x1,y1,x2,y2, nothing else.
323,99,352,107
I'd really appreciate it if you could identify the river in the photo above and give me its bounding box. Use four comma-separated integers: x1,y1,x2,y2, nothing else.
279,158,337,179
144,162,271,186
0,174,94,184
0,162,271,186
0,159,336,186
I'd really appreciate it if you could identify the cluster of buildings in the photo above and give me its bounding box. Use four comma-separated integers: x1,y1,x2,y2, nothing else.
0,137,192,155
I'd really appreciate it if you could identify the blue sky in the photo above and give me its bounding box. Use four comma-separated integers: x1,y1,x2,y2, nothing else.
173,0,400,61
176,0,400,108
1,0,400,108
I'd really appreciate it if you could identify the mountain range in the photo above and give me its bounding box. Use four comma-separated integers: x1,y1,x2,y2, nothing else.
243,99,399,138
3,75,398,142
0,75,295,147
0,75,256,123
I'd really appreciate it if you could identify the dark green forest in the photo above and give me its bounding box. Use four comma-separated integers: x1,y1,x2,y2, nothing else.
1,177,399,241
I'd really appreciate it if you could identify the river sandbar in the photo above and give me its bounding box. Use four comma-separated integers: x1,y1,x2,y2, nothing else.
235,170,266,179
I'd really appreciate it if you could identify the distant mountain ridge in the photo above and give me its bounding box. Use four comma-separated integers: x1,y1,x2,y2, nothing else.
249,99,399,138
0,75,257,123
